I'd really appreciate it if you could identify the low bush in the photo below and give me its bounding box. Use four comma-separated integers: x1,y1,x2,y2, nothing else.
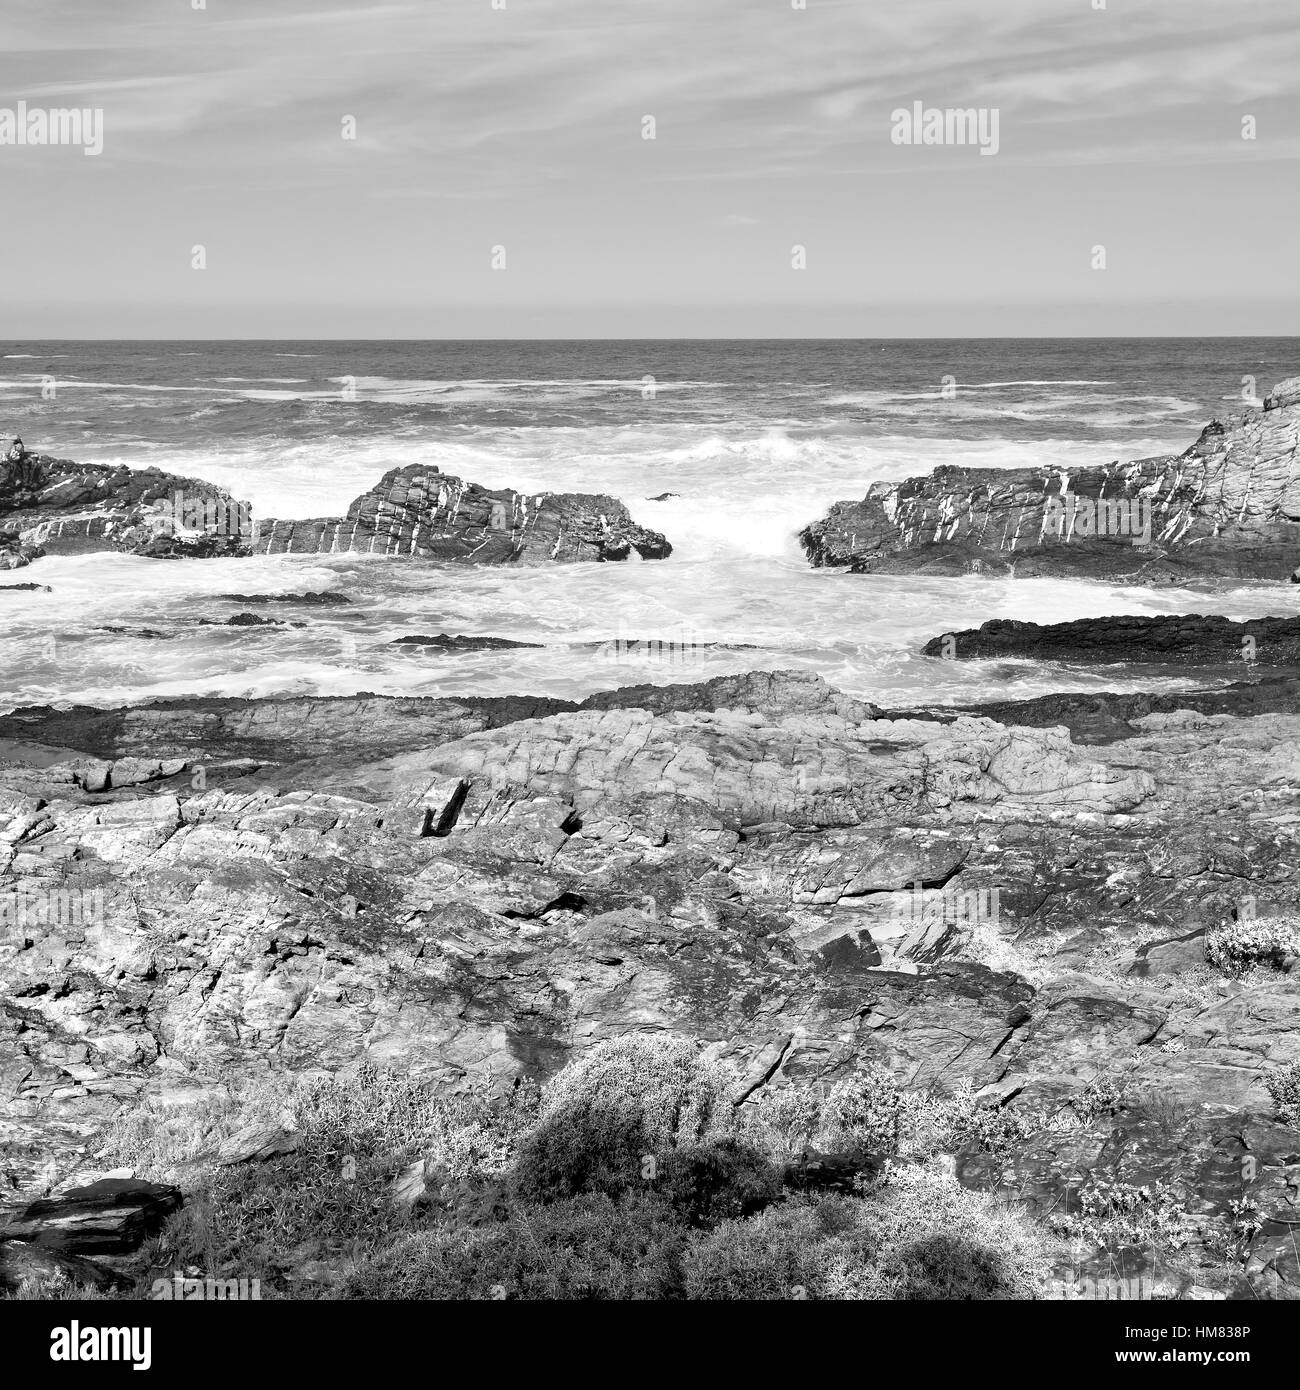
682,1166,1048,1300
653,1137,783,1226
1050,1178,1192,1254
814,1066,902,1157
513,1035,737,1201
1265,1061,1300,1127
681,1196,874,1300
340,1191,688,1300
110,1067,537,1293
1205,916,1300,976
889,1233,1011,1299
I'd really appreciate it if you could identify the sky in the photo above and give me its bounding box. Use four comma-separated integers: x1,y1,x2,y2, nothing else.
0,0,1297,337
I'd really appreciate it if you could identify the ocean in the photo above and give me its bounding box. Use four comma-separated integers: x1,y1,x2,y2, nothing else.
1,338,1297,712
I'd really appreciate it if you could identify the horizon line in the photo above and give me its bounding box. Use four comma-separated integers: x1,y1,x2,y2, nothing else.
4,334,1300,344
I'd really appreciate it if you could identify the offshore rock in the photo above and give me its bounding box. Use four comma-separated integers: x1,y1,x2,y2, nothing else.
1,458,671,566
923,614,1300,667
255,465,671,563
0,455,246,559
801,381,1300,583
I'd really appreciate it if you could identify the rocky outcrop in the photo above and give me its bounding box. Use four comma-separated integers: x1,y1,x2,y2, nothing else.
0,531,44,571
0,455,247,559
0,1177,182,1292
1,458,672,566
254,465,671,563
801,381,1300,582
923,615,1300,666
2,1178,181,1254
5,668,1300,1295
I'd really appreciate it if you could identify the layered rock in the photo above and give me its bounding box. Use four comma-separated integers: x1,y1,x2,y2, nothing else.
0,455,247,559
4,668,1300,1295
254,465,671,563
1,457,672,566
801,380,1300,582
0,532,44,571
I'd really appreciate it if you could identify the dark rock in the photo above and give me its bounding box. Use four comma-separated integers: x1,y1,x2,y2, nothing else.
255,464,671,564
0,529,44,571
1,458,672,567
924,614,1300,667
802,381,1300,583
215,591,350,605
0,581,50,592
3,1179,182,1255
1,455,249,560
393,633,544,651
0,1238,129,1293
1127,929,1208,978
196,613,306,628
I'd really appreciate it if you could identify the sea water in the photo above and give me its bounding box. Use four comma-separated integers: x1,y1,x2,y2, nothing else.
1,338,1295,711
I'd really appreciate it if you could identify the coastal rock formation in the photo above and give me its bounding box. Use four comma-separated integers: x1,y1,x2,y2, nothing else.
0,533,43,570
801,380,1300,582
0,455,246,559
1,458,672,566
4,668,1300,1294
923,615,1300,666
254,465,671,563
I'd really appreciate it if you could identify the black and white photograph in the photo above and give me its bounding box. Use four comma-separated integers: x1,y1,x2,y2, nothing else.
1,0,1298,1361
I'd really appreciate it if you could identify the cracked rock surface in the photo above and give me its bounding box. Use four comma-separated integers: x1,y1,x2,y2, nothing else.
4,668,1300,1294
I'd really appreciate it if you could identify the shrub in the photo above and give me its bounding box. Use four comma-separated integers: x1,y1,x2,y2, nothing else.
814,1065,902,1157
1050,1178,1191,1253
681,1196,875,1300
513,1035,737,1201
113,1067,537,1293
1076,1073,1129,1122
855,1164,1049,1300
739,1085,821,1163
740,1069,903,1165
339,1191,688,1300
1206,916,1300,976
654,1137,782,1226
889,1233,1010,1299
897,1080,1039,1159
683,1167,1048,1300
1265,1061,1300,1127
